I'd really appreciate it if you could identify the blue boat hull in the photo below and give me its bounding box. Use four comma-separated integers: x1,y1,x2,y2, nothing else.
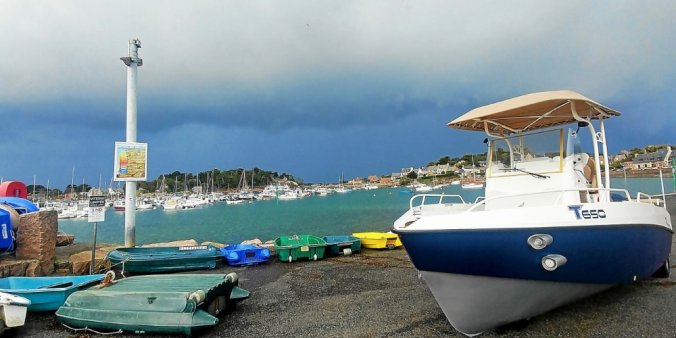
0,275,105,311
395,224,672,284
219,244,270,266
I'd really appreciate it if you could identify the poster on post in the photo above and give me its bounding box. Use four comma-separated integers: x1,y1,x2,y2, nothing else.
113,141,148,181
88,196,106,223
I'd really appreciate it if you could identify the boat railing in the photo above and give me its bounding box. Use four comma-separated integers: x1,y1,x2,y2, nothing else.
464,187,633,213
410,194,467,215
637,192,663,206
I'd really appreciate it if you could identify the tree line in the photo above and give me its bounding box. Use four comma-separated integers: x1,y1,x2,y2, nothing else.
25,167,301,196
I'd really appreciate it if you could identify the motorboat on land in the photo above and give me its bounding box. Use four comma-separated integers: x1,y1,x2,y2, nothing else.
392,90,673,335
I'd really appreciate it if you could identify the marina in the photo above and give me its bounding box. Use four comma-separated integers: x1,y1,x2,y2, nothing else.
2,3,675,337
55,178,672,247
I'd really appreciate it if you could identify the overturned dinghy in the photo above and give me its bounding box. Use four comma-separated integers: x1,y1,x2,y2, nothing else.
56,273,250,337
106,245,222,274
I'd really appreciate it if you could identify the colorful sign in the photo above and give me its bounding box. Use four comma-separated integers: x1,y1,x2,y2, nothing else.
114,142,148,181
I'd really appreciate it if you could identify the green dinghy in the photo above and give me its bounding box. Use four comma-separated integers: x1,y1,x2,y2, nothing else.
56,273,249,337
274,235,327,262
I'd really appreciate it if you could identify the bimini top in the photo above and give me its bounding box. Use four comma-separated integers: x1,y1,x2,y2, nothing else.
448,90,621,135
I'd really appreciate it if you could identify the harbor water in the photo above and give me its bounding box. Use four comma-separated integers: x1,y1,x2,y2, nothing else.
59,177,674,246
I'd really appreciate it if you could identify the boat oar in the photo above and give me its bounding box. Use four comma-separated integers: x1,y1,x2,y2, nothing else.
39,282,74,289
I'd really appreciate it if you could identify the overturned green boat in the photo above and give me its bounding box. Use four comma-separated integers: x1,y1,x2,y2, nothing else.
55,273,249,337
106,245,221,274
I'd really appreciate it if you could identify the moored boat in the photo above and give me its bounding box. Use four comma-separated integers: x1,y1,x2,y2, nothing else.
0,291,30,334
351,232,401,250
219,244,270,266
113,200,126,211
106,245,221,274
274,235,327,262
323,235,361,255
461,181,484,190
0,275,105,311
56,273,250,336
392,90,673,335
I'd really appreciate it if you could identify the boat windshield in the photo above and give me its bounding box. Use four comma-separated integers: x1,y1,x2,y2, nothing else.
488,129,563,177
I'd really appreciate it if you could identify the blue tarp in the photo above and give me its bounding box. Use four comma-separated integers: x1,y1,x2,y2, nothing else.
0,209,14,251
0,197,39,214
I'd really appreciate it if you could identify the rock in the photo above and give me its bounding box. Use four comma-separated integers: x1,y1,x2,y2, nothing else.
69,247,114,275
241,238,263,246
16,210,57,274
201,241,226,248
54,260,72,275
56,232,75,247
142,239,198,247
25,261,42,277
0,259,26,277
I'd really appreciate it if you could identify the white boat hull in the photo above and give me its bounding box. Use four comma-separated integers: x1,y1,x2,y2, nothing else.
421,271,610,335
0,292,30,328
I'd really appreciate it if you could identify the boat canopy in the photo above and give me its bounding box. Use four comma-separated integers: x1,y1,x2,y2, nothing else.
448,90,621,135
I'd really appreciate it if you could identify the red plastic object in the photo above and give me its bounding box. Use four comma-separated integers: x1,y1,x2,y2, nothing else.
0,181,28,198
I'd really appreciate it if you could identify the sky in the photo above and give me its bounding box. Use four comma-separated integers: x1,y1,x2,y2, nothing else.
1,1,675,190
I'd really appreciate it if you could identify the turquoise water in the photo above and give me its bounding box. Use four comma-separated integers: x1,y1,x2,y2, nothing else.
59,177,673,246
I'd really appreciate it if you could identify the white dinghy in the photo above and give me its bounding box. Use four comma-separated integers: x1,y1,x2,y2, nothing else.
0,291,30,334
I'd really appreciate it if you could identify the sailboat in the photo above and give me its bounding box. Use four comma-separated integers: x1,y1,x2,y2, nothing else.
462,155,484,190
335,173,350,193
236,169,255,200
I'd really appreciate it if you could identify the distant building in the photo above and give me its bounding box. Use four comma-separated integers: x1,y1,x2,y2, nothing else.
400,167,414,176
367,175,379,183
461,167,483,177
632,147,672,170
426,164,452,176
416,167,428,177
612,150,630,163
391,173,402,181
347,177,363,187
379,177,393,186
